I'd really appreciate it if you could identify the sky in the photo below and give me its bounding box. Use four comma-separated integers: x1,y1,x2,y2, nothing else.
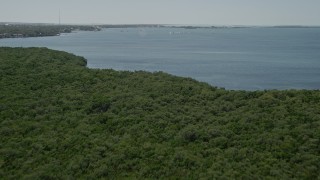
1,0,320,26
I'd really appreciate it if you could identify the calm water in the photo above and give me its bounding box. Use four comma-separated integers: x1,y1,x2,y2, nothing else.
1,27,320,90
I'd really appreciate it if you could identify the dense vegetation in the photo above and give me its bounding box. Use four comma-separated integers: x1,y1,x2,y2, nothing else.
0,48,319,179
0,24,100,38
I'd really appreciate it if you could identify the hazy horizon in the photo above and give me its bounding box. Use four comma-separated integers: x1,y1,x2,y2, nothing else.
2,22,320,27
1,0,320,26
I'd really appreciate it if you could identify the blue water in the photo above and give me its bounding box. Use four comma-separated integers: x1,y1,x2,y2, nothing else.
1,27,320,90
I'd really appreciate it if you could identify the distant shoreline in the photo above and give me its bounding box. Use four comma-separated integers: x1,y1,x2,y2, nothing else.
0,24,101,39
1,23,320,39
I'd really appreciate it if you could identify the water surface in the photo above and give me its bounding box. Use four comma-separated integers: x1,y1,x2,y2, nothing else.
1,27,320,90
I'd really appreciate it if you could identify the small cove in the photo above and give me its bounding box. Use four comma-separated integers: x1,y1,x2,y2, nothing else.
1,27,320,90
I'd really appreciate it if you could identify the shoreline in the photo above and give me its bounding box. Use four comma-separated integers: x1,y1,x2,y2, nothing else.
0,24,101,39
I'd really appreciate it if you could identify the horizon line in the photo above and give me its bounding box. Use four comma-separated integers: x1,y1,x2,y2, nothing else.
1,21,320,27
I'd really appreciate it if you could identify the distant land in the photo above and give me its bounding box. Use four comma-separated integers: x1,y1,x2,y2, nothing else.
0,23,101,39
1,22,320,39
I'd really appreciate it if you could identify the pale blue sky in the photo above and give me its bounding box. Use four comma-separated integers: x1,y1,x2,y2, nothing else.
1,0,320,25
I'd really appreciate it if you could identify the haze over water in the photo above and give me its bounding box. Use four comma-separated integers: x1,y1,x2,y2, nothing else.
1,27,320,90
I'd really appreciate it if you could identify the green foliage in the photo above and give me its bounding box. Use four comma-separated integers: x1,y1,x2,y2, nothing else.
0,24,100,38
0,47,319,179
